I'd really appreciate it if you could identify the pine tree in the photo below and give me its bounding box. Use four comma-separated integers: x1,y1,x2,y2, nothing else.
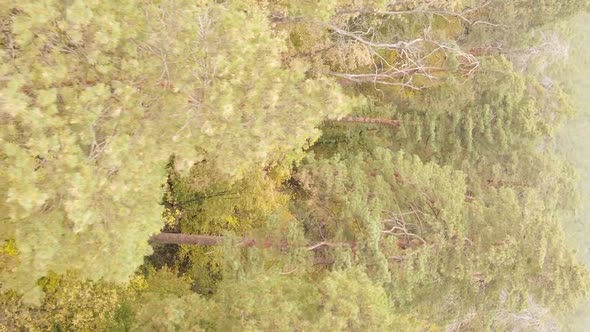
295,147,590,325
0,0,353,303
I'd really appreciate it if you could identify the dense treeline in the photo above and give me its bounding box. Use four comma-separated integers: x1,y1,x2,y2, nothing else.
1,0,589,330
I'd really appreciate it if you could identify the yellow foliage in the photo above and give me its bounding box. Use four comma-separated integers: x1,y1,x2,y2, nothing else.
162,159,295,292
162,206,181,229
225,215,239,228
380,49,401,66
128,274,149,293
0,239,18,256
1,272,124,332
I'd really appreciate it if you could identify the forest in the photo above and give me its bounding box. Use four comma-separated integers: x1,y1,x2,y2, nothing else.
1,0,590,331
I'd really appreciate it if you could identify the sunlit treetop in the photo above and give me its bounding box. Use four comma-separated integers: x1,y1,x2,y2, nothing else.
0,0,355,303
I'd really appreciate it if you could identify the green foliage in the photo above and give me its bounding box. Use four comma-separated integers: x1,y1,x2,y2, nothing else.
295,146,589,325
156,158,296,292
0,272,127,331
262,0,391,20
1,0,589,330
131,248,429,331
0,0,354,303
481,0,590,29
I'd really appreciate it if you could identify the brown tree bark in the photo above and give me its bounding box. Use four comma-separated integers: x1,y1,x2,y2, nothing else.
149,233,339,265
149,233,226,246
149,233,349,251
149,233,274,248
333,116,401,128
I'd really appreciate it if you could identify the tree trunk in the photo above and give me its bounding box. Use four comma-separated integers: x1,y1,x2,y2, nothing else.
149,233,348,250
333,116,401,128
149,232,337,265
149,233,226,246
149,233,283,248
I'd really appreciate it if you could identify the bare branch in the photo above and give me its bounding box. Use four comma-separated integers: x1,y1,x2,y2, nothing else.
382,212,427,245
336,0,507,29
322,19,480,89
279,267,298,275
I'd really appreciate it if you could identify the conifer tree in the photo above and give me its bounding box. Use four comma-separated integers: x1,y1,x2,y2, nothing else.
0,0,353,302
295,147,590,325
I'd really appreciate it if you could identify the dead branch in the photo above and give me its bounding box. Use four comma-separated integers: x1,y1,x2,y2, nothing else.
322,21,480,89
336,0,507,29
382,212,427,245
307,241,331,251
279,267,298,275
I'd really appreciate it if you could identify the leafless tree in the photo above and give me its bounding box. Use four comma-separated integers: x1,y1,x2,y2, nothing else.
323,21,479,90
319,0,508,89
